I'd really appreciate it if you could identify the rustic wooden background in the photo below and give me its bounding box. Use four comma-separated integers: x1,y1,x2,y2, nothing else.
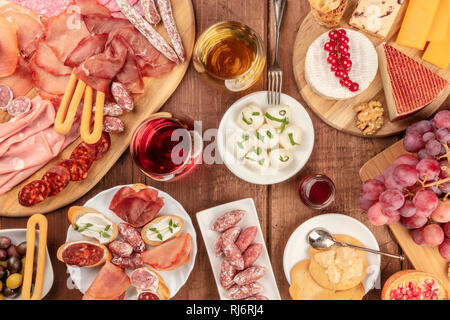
0,0,448,300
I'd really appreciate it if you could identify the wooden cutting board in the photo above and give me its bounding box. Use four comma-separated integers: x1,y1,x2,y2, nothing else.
0,0,195,217
360,140,450,292
293,0,450,138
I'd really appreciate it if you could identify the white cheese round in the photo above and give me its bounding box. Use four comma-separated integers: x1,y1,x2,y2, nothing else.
255,124,279,150
269,148,294,170
236,103,265,131
279,125,302,150
264,105,291,129
145,217,182,243
227,131,253,159
75,213,114,244
243,147,270,171
304,28,378,100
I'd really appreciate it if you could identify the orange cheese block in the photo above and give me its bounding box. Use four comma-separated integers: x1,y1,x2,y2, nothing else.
428,0,450,42
377,43,448,121
396,0,440,50
423,18,450,69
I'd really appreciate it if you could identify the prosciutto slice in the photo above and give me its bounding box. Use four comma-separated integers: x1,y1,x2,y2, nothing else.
73,0,111,16
65,33,108,68
30,58,70,95
109,186,164,228
35,41,73,76
0,57,32,97
83,261,131,300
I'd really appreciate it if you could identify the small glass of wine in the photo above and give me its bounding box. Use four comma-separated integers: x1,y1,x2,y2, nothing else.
130,116,202,182
193,21,266,92
298,174,336,210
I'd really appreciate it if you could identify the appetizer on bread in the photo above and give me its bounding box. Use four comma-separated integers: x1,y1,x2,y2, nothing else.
57,240,112,268
130,267,171,300
141,215,184,246
68,206,118,244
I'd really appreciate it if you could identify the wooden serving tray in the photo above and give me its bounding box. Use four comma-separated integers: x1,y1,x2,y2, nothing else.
0,0,195,217
293,0,450,138
360,140,450,292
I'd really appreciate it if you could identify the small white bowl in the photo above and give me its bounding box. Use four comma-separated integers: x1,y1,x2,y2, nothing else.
0,229,54,300
217,91,315,185
283,213,380,294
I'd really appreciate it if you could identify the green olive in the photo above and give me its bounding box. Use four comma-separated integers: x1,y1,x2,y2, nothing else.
6,273,23,289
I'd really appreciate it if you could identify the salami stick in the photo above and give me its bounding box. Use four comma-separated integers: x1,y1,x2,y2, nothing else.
155,0,185,62
141,0,161,24
115,0,179,63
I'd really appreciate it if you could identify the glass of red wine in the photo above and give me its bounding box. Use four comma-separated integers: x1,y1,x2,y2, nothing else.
298,174,336,209
130,115,201,182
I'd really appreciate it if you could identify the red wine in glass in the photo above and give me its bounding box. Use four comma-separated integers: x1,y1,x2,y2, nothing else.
299,174,336,209
131,117,198,181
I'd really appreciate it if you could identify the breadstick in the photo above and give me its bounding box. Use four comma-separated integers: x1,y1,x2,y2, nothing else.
141,0,160,24
156,0,185,62
80,87,105,144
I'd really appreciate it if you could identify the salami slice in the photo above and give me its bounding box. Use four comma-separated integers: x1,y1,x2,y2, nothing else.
0,85,13,111
94,132,111,160
56,159,88,181
70,143,96,170
7,96,31,117
117,223,146,252
138,292,160,300
103,102,124,117
103,116,125,133
111,82,134,111
18,180,51,207
42,165,71,196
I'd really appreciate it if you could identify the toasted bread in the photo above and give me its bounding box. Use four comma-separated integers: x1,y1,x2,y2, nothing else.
57,240,112,268
68,206,118,244
141,215,184,246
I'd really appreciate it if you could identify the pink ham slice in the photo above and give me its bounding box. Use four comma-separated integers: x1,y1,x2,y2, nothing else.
64,33,108,68
73,0,111,16
35,41,73,76
0,58,33,97
30,57,70,95
44,11,90,62
83,261,130,300
83,14,132,34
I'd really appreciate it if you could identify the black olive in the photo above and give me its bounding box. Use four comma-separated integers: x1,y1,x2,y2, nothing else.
6,245,20,259
3,287,18,298
0,265,5,279
6,256,21,274
16,242,27,257
0,249,6,261
0,237,11,249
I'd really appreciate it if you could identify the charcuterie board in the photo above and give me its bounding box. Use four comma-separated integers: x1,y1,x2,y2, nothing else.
0,0,195,217
359,140,450,292
293,0,450,138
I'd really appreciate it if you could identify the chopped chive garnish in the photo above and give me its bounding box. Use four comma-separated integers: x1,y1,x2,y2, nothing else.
256,131,265,142
279,122,286,134
289,133,299,146
266,131,273,138
242,114,253,125
280,155,290,162
279,110,287,116
265,112,288,124
252,112,260,116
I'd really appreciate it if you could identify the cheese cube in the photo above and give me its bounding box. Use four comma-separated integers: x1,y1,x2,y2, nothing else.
396,0,440,50
428,0,450,42
423,21,450,69
349,0,405,39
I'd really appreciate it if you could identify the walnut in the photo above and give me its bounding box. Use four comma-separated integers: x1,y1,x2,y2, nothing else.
354,100,384,135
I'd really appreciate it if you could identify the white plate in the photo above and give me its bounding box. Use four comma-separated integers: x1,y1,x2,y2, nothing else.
196,198,281,300
217,91,314,185
65,185,197,299
283,213,380,294
0,229,54,300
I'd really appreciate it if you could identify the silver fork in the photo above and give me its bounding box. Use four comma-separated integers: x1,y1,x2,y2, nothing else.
268,0,287,105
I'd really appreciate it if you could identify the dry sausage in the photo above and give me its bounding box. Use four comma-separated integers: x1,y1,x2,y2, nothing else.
242,243,263,268
141,0,161,24
103,116,125,133
233,266,265,286
0,85,13,111
212,210,246,232
111,82,134,112
226,282,263,300
56,159,88,181
219,259,236,289
103,102,124,117
155,0,185,62
108,240,133,258
111,252,144,269
94,132,111,160
7,96,31,116
118,223,146,252
222,236,244,271
235,226,257,252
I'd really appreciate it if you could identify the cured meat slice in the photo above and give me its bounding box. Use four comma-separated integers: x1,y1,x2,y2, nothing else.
111,82,134,111
73,0,111,16
18,179,51,207
94,132,111,160
0,57,32,97
83,14,132,34
0,11,44,60
30,58,70,95
103,102,123,117
35,41,72,76
83,261,131,300
141,234,191,270
7,0,72,17
141,0,160,24
65,33,108,68
105,0,139,12
0,85,13,111
139,54,175,78
7,96,31,117
56,159,88,181
45,11,90,62
42,165,71,196
103,116,125,133
0,17,18,77
109,186,164,227
36,89,63,107
115,46,144,94
130,267,158,291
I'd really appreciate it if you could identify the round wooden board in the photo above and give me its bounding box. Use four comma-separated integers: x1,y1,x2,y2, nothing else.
359,140,450,293
293,0,450,138
0,0,196,217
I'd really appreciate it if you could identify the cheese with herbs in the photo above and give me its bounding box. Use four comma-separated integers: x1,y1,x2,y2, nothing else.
74,213,114,244
145,216,182,242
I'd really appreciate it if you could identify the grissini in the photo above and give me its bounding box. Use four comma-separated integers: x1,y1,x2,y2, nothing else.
57,240,112,268
141,215,184,246
68,206,118,244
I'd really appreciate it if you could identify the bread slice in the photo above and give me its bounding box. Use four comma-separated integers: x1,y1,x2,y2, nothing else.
131,267,171,300
68,206,118,244
141,215,184,246
57,240,112,268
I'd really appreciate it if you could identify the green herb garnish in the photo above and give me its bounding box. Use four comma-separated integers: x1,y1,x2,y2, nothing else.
265,112,288,124
256,131,265,142
245,156,256,162
279,110,287,116
288,133,299,146
252,112,260,116
279,122,286,134
280,155,290,162
266,131,273,139
258,159,265,166
242,114,253,125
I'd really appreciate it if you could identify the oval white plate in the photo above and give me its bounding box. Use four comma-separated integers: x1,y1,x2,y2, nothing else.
0,229,54,300
283,213,380,294
217,91,315,185
65,185,197,299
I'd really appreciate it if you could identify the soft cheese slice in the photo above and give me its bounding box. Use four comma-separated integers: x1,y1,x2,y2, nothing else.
377,43,449,121
427,0,450,42
305,28,378,100
396,0,440,50
349,0,405,39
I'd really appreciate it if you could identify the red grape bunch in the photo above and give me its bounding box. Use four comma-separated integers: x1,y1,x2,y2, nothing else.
359,110,450,261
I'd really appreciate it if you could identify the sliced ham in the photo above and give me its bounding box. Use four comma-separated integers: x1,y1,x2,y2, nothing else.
36,89,63,107
35,41,72,76
0,16,18,77
109,186,164,228
65,33,108,68
83,261,130,300
7,0,72,17
0,11,44,60
83,13,132,34
0,57,32,97
30,57,70,95
44,11,90,62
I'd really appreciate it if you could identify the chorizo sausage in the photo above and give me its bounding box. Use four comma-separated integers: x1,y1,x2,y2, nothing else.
18,180,51,207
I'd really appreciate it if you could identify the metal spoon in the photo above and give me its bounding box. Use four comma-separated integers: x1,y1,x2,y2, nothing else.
307,228,406,260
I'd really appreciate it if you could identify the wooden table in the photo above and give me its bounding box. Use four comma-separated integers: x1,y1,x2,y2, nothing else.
0,0,448,300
